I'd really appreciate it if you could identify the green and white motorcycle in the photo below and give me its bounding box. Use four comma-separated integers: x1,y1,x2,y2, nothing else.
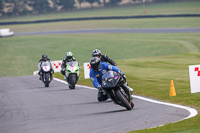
65,61,80,89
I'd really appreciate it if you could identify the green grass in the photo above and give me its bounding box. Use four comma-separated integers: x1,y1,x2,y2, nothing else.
1,17,200,33
125,54,200,133
0,1,200,22
1,33,200,77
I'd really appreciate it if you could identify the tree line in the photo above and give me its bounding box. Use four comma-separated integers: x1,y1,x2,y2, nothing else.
0,0,125,17
0,0,188,17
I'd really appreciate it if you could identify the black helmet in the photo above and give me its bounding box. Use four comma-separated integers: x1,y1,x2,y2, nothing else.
42,54,48,61
92,49,101,57
66,51,73,61
90,57,101,71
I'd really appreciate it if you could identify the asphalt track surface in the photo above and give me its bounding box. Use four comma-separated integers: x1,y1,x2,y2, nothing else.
0,76,191,133
15,28,200,36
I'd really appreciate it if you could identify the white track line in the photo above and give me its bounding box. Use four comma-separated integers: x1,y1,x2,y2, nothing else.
54,78,198,126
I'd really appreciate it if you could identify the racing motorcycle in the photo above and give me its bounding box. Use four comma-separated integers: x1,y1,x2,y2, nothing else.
65,61,80,89
102,71,134,110
41,61,52,87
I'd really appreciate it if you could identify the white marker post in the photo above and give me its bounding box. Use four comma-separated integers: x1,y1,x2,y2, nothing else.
189,64,200,93
84,62,91,79
52,60,62,73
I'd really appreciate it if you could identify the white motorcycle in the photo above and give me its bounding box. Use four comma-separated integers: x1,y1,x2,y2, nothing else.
65,61,80,89
41,61,52,87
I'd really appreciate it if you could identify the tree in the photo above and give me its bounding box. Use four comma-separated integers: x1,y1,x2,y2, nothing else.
78,0,84,8
153,0,175,2
13,0,29,15
51,0,59,11
102,0,106,6
28,0,51,14
0,0,3,16
0,0,3,11
3,0,29,16
85,0,100,7
108,0,123,6
56,0,75,11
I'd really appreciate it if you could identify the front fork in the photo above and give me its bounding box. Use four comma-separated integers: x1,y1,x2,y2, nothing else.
118,84,132,102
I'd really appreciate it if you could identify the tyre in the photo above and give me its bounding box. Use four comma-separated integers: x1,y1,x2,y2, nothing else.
45,74,50,87
116,89,132,110
69,75,76,89
131,102,134,108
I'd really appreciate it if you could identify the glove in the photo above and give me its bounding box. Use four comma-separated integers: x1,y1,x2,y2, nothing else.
118,70,126,82
118,70,125,76
61,68,65,75
97,85,103,90
97,85,103,92
97,85,106,95
51,70,54,74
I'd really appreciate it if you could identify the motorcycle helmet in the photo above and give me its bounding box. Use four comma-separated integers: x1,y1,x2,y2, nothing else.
92,49,101,58
90,57,101,71
66,51,73,61
42,54,48,61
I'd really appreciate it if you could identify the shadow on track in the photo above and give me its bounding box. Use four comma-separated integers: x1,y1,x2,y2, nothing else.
86,109,128,116
42,88,72,92
71,100,113,106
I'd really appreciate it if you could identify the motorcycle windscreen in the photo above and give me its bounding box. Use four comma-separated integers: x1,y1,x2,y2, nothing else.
102,71,120,88
66,61,78,67
42,62,50,67
66,61,79,73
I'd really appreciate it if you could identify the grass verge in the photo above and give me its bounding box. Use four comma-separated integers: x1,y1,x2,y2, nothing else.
1,17,200,33
124,54,200,133
1,33,200,77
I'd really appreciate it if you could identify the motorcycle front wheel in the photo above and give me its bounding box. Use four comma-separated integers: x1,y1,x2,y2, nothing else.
69,75,76,89
116,89,132,110
44,74,50,87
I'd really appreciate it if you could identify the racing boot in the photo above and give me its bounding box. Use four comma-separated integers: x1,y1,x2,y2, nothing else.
50,74,53,80
97,90,108,102
126,85,133,92
51,70,54,80
123,83,133,92
39,74,42,80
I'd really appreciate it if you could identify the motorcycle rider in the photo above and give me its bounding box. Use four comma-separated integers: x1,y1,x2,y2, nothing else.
92,49,133,92
38,54,54,80
61,51,80,76
90,57,133,102
92,49,117,66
